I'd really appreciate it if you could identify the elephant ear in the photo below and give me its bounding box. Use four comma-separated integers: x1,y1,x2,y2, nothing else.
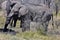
19,5,28,16
11,1,21,8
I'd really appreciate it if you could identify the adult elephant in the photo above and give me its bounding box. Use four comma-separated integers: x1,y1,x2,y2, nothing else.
2,1,54,32
32,10,54,33
22,3,54,32
9,3,54,32
26,4,54,32
1,0,22,27
3,2,32,32
1,0,31,27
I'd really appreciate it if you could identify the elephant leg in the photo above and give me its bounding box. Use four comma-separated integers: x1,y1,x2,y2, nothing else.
10,19,14,27
45,21,49,33
20,20,23,28
22,20,31,32
13,19,17,27
12,13,18,27
20,18,25,32
10,19,17,27
22,16,31,32
22,22,26,32
20,17,31,32
20,19,24,28
42,21,49,34
20,14,31,32
3,16,12,32
19,16,24,28
45,22,49,32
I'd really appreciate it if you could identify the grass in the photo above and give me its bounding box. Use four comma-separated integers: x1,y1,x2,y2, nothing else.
0,11,60,40
0,31,60,40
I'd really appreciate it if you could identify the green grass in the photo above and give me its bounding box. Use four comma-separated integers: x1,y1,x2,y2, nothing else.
0,11,60,40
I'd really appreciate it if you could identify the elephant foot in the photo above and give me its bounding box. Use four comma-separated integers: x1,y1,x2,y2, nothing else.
3,28,8,32
20,25,22,28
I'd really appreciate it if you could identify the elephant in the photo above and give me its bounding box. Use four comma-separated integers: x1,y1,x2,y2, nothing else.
41,9,54,32
1,0,31,30
4,4,53,31
31,4,54,32
1,0,22,27
29,5,54,32
2,0,54,32
3,2,32,32
1,0,22,16
21,4,54,32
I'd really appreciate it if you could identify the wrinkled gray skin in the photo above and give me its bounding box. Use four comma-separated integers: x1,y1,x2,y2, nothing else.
1,0,31,32
1,0,22,31
1,0,22,27
9,3,30,29
2,0,54,32
11,3,53,32
1,0,21,16
25,4,53,32
22,0,58,18
41,9,53,32
21,0,55,32
24,4,53,32
3,2,32,32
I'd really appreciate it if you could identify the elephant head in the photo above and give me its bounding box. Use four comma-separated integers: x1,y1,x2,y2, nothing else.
1,0,22,16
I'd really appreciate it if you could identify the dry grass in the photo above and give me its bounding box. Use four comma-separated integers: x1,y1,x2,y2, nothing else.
0,32,60,40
